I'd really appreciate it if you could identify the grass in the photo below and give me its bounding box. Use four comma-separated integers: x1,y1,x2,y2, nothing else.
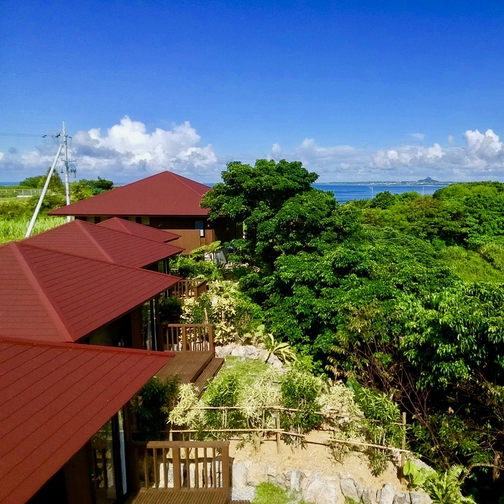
252,482,313,504
440,245,504,283
0,216,66,244
213,356,271,388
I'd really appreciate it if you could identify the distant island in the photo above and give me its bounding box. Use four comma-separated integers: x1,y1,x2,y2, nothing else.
320,177,450,186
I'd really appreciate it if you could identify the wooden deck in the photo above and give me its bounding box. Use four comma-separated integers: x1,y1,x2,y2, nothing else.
127,490,250,504
156,351,223,391
127,489,229,504
127,441,250,504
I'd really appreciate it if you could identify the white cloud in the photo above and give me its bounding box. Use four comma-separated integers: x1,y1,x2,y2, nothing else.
281,129,504,181
291,138,374,181
369,129,504,178
371,142,445,168
0,117,219,181
411,133,425,140
74,117,217,176
272,143,282,155
3,120,504,183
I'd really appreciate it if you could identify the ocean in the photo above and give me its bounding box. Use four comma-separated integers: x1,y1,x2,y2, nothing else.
0,181,449,204
314,183,449,203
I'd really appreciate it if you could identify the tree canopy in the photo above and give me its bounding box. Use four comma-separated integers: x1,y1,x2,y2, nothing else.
202,162,504,500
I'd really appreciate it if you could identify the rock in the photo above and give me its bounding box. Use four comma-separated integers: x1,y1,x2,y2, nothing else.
231,486,256,502
304,477,339,504
246,462,267,487
266,353,283,368
410,492,433,504
361,488,377,504
340,477,359,502
266,465,278,478
232,345,262,359
393,492,411,504
407,457,434,473
354,482,364,500
232,461,249,490
377,483,396,504
290,470,304,492
214,346,231,358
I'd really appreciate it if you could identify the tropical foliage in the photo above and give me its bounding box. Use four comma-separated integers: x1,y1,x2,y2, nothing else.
200,160,504,501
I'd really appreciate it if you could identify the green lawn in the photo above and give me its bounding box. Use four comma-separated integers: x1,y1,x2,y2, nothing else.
0,216,66,244
252,482,313,504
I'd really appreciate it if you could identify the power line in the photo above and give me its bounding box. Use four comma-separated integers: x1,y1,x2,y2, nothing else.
0,132,46,138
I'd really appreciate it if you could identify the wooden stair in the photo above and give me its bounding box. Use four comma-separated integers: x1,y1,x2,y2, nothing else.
193,357,224,393
156,352,213,384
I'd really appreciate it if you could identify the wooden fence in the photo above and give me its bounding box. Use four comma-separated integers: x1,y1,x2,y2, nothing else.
133,441,230,494
161,323,214,352
169,279,207,299
169,406,410,465
0,188,43,198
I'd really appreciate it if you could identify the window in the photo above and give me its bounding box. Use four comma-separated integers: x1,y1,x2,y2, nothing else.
195,220,205,237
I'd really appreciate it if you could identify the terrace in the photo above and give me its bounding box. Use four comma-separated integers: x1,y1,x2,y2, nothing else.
126,441,234,504
156,323,223,392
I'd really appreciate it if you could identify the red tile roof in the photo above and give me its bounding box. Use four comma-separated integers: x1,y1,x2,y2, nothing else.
24,219,183,268
0,242,180,343
97,217,180,242
49,171,211,217
0,337,173,503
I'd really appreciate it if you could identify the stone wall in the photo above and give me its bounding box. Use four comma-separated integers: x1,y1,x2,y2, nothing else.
231,460,432,504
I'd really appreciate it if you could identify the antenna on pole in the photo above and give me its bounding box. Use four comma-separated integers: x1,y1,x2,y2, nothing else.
25,121,76,237
62,121,73,222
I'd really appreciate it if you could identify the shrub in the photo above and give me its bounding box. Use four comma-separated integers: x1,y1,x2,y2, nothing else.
280,368,324,443
158,296,182,323
131,376,179,441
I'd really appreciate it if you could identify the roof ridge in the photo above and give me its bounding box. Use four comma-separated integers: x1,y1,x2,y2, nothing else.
0,336,175,357
99,218,181,242
169,171,209,197
15,240,180,276
92,219,180,247
76,220,116,263
9,244,75,342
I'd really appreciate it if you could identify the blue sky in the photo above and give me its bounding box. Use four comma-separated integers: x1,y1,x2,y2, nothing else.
1,0,504,183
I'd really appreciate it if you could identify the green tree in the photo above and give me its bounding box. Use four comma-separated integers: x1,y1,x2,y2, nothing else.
19,169,65,193
70,177,114,201
202,159,324,270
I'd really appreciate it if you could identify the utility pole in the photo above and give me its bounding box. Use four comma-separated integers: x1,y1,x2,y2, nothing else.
25,121,75,237
62,121,72,222
25,144,64,237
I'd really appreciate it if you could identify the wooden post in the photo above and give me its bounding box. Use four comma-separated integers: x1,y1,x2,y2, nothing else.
173,446,181,490
208,325,214,352
185,447,190,488
163,448,168,489
276,414,281,454
144,446,149,489
221,442,231,497
401,412,407,480
182,326,187,352
153,448,158,489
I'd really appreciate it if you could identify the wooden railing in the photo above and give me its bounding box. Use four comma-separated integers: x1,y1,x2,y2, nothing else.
91,440,114,495
161,323,214,352
133,441,230,494
169,279,207,299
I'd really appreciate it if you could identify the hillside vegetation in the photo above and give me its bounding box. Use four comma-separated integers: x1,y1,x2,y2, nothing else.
0,172,114,243
195,160,504,503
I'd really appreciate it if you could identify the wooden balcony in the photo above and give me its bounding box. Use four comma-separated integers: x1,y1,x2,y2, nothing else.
126,441,251,504
169,279,207,299
156,324,222,390
161,324,214,353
